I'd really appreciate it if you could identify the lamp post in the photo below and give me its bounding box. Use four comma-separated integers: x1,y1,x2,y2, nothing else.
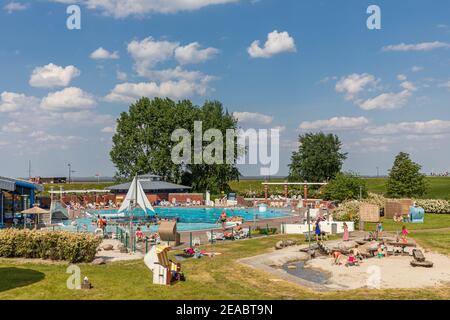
68,163,76,184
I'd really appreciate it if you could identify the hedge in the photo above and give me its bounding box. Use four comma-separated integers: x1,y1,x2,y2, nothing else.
0,229,102,263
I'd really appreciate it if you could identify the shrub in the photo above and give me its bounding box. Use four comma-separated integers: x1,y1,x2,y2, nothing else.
416,199,450,214
321,172,368,202
332,193,450,223
0,229,102,263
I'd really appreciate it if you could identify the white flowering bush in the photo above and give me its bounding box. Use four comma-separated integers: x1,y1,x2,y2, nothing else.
333,193,450,222
416,199,450,214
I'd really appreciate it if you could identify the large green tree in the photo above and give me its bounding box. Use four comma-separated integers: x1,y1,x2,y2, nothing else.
321,172,368,202
386,152,428,198
288,132,347,182
110,97,241,193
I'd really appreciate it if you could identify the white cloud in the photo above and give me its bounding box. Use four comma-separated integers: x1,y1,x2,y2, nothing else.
41,87,96,111
400,81,417,91
29,63,80,88
299,116,369,131
67,0,239,18
359,90,411,111
101,126,115,133
382,41,450,52
3,2,28,13
142,66,216,83
248,30,296,58
233,112,273,125
411,66,424,72
0,91,39,113
29,130,85,144
127,37,179,76
116,71,128,81
2,122,26,133
443,80,450,90
366,120,450,135
90,47,119,60
335,73,377,100
174,42,219,65
105,80,211,103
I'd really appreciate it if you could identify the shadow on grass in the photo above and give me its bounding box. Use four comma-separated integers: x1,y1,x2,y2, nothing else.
0,267,45,292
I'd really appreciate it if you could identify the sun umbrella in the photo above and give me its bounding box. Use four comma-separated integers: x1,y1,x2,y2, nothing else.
21,205,49,228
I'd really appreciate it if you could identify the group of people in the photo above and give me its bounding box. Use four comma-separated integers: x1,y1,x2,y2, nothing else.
95,215,108,235
66,200,117,211
135,227,160,244
314,216,349,242
332,246,364,267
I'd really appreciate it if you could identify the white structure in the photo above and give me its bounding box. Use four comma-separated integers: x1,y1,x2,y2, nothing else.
283,221,354,235
258,203,268,213
144,245,171,285
118,176,155,215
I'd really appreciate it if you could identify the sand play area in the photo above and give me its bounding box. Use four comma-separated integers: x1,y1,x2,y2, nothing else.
240,241,450,291
307,249,450,290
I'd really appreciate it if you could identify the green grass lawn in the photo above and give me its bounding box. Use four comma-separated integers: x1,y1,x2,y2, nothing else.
364,214,450,232
229,177,450,199
2,231,450,300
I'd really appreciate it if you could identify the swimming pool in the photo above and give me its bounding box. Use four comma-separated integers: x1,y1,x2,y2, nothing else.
62,207,290,233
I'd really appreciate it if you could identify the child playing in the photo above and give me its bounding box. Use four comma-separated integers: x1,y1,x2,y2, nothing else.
345,254,359,267
376,222,383,239
332,251,344,265
377,243,387,258
401,225,409,243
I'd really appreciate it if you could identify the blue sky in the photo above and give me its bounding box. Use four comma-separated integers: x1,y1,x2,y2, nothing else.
0,0,449,179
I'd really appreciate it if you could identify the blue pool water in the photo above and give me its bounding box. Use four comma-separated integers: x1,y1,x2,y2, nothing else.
61,207,289,233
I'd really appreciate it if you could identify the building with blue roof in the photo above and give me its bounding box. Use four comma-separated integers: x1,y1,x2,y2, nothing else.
0,176,44,226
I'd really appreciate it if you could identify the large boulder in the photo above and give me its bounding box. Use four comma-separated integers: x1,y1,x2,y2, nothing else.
92,258,106,265
101,243,114,251
338,241,357,251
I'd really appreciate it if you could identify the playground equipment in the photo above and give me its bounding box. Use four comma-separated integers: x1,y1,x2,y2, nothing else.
410,206,425,224
144,245,182,285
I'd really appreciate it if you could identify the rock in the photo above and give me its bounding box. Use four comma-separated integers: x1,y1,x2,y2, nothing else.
101,244,114,251
285,240,296,246
275,241,286,250
116,243,125,251
410,260,433,268
338,241,357,251
92,258,106,265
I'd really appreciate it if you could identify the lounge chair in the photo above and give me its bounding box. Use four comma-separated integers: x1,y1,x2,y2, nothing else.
234,228,250,240
206,231,225,242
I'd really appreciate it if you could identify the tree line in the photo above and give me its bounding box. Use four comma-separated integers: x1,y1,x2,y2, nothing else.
111,97,427,199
